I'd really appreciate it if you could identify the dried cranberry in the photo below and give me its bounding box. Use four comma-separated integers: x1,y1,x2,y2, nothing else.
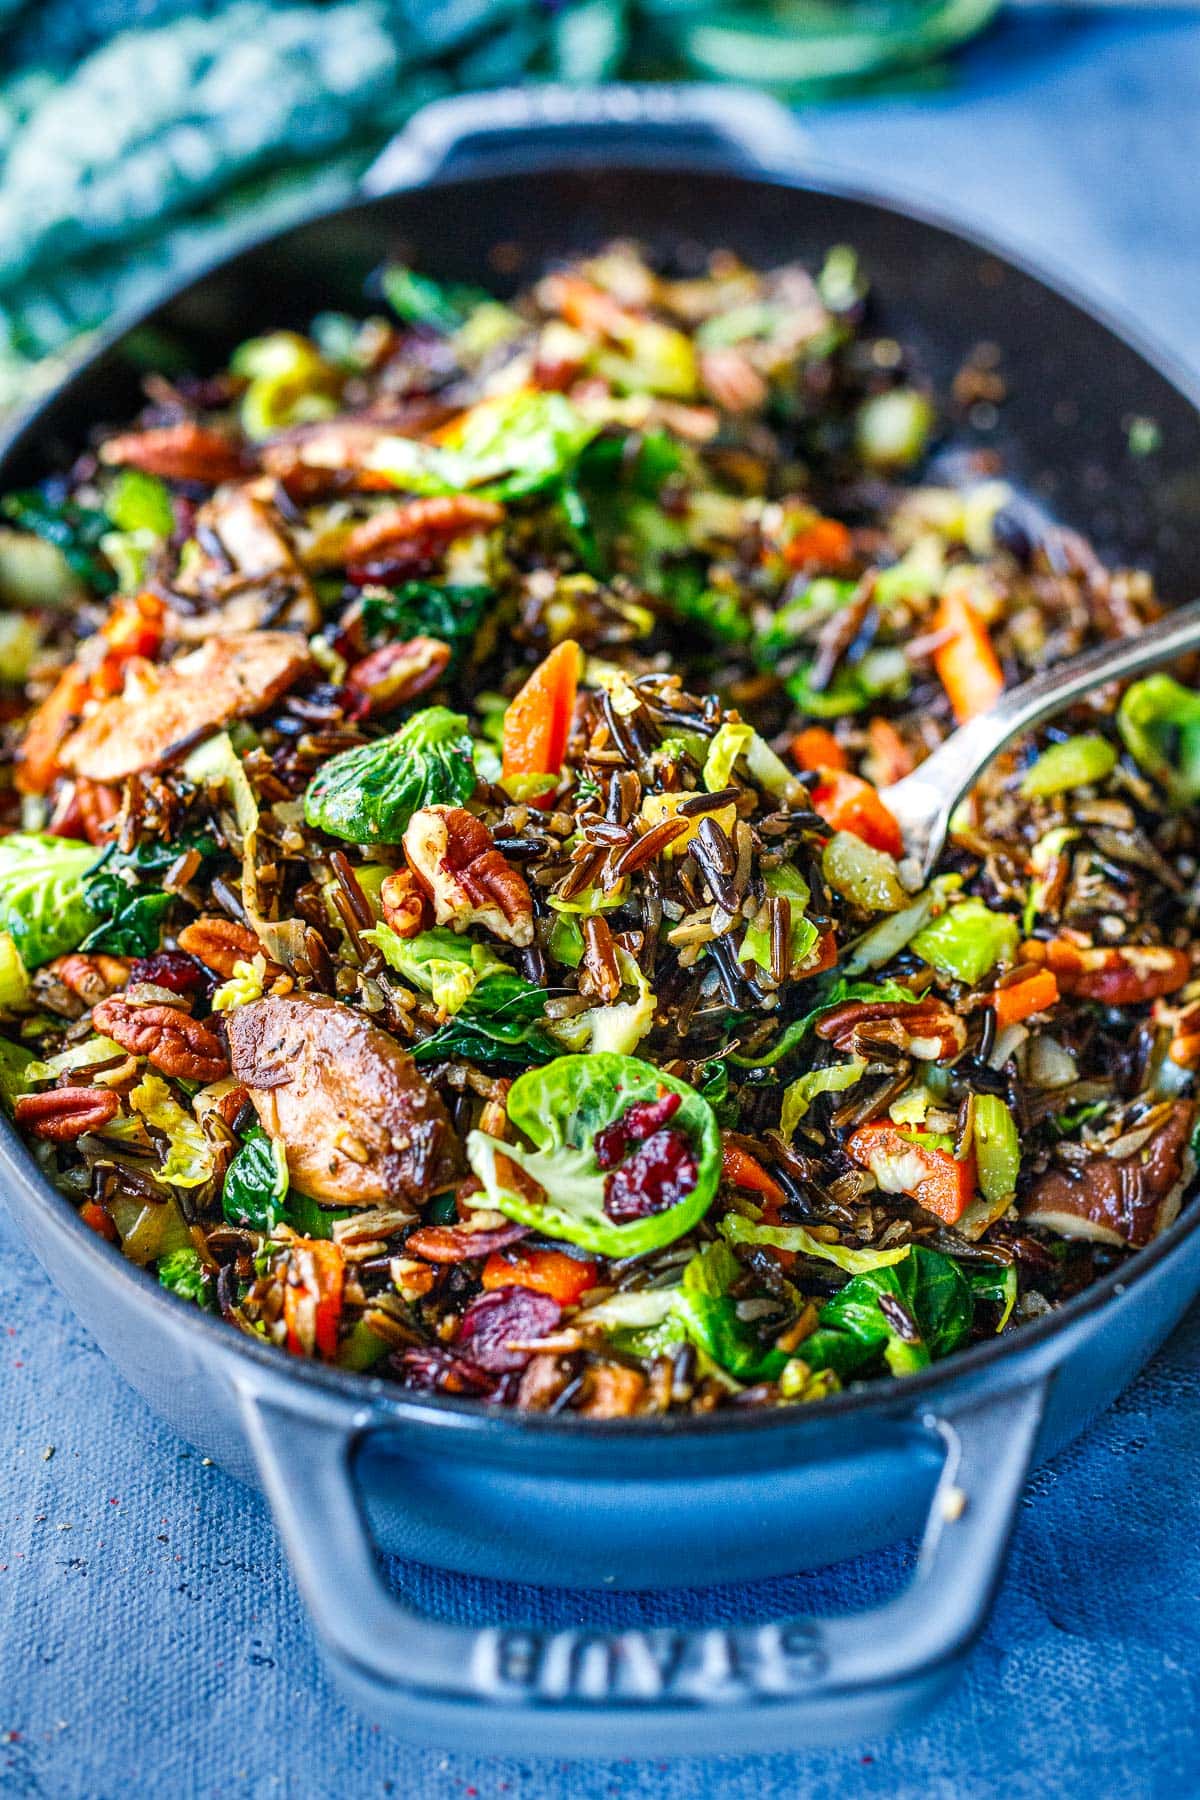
394,1344,496,1396
128,950,209,996
604,1129,698,1223
347,546,439,587
455,1286,562,1373
594,1090,681,1170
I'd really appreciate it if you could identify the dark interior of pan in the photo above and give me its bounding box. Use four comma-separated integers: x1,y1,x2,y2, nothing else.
8,163,1200,599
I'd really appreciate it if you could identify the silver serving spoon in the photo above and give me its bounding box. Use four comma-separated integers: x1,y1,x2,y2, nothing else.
879,596,1200,879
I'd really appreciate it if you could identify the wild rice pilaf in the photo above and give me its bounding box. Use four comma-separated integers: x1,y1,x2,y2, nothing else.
0,243,1196,1414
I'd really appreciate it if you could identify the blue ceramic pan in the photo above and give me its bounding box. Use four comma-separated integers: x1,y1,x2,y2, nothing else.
3,86,1200,1757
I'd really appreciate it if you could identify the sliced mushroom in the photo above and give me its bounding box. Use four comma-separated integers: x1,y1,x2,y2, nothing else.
60,630,313,781
1021,1100,1195,1248
225,992,460,1208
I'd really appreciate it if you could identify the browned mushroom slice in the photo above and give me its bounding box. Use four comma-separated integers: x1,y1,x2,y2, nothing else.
225,992,460,1208
1020,1100,1196,1248
60,630,312,782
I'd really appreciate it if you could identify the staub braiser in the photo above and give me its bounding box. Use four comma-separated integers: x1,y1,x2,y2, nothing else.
3,85,1200,1756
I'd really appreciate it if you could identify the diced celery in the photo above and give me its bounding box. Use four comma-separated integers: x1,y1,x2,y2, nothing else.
822,832,908,913
973,1095,1021,1204
1020,735,1117,798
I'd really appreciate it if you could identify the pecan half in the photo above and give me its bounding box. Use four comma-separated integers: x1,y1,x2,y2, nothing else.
343,495,503,564
378,868,428,940
345,637,451,716
1021,938,1191,1006
46,953,130,1006
177,916,279,981
403,805,534,948
99,423,249,485
815,997,967,1062
14,1087,120,1141
92,998,229,1081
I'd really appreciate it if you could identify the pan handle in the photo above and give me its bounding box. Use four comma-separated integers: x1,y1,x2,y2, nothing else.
238,1374,1047,1754
360,84,811,195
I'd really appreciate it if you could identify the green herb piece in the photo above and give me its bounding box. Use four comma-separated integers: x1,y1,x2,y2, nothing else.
1020,735,1117,798
910,896,1018,985
304,706,475,845
466,1052,721,1258
157,1247,212,1308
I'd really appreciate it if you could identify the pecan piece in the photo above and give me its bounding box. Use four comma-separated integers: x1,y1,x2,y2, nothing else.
815,997,967,1062
14,1087,120,1141
343,495,503,564
403,805,534,947
345,637,451,716
699,346,767,414
378,868,428,940
1021,938,1191,1006
177,916,279,981
92,998,229,1082
99,423,249,485
45,953,130,1006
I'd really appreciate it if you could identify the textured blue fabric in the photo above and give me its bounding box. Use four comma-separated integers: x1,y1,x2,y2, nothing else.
3,17,1200,1795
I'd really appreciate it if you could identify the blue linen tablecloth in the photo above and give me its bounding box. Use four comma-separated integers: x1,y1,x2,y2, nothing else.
3,15,1200,1796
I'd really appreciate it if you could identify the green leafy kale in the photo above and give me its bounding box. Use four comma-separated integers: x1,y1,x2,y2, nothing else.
222,1126,288,1232
359,582,493,665
1,487,116,594
380,265,486,335
80,830,217,957
802,1247,974,1379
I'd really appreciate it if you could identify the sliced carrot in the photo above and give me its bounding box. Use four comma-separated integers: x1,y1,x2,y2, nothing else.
989,968,1060,1028
845,1123,975,1227
284,1239,345,1361
501,639,581,809
482,1248,597,1308
932,587,1004,723
866,716,914,785
80,1201,119,1245
790,725,848,773
721,1139,787,1208
809,769,904,859
15,664,93,796
782,515,853,572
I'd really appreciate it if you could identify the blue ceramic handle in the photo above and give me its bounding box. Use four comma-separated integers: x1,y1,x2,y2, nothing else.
360,83,812,195
239,1376,1046,1754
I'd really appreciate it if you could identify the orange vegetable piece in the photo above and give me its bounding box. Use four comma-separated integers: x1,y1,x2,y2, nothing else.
501,639,581,809
845,1123,975,1227
809,769,904,859
482,1248,598,1308
932,587,1004,724
866,716,914,785
989,968,1060,1028
790,726,847,773
16,664,93,795
284,1239,345,1361
79,1201,119,1245
782,516,853,572
721,1139,787,1208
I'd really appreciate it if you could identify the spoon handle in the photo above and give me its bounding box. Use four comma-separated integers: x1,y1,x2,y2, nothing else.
879,596,1200,878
